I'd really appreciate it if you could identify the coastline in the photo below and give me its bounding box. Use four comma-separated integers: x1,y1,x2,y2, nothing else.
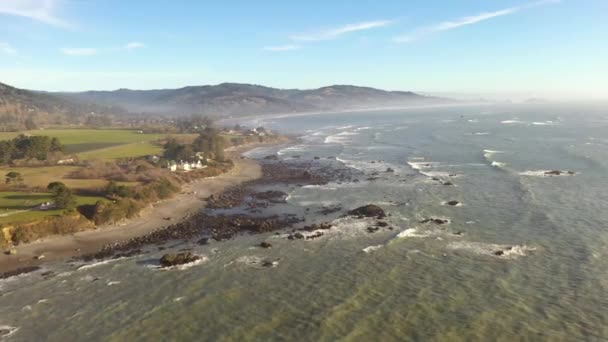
0,142,279,274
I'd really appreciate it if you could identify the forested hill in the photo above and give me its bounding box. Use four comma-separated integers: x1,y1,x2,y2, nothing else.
0,82,124,130
55,83,451,117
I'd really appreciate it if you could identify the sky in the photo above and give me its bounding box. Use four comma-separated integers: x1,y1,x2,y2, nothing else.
0,0,606,99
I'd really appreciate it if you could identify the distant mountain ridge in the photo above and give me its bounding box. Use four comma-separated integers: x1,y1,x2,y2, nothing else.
0,82,123,129
55,83,451,117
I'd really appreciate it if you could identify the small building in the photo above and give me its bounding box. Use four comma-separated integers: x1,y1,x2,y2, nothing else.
178,161,192,172
147,155,160,163
57,158,75,165
169,162,177,172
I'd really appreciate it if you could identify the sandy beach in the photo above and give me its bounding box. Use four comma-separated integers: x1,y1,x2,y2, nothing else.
0,143,271,274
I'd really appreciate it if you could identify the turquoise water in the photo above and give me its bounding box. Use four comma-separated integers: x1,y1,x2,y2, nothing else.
1,104,608,341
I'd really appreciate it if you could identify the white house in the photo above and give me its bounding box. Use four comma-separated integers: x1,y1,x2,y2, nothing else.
178,161,192,172
169,162,177,172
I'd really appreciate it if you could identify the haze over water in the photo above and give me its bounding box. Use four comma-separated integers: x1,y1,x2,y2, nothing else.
1,104,608,341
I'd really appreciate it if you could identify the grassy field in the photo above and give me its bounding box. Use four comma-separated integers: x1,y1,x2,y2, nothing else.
0,129,166,154
0,191,107,224
0,166,138,190
76,141,163,160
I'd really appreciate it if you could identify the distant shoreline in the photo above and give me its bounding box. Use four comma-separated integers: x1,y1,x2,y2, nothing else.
0,141,281,274
219,102,493,126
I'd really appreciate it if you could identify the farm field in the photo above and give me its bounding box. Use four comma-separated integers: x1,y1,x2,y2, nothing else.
0,191,107,224
0,166,139,190
0,129,166,154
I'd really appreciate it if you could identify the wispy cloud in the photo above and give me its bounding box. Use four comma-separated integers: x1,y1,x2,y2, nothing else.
291,20,393,41
61,47,97,56
263,44,301,52
124,42,145,50
0,0,70,28
0,42,17,55
61,42,145,56
394,0,560,43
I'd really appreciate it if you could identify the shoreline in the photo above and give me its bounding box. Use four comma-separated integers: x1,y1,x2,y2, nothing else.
0,141,281,274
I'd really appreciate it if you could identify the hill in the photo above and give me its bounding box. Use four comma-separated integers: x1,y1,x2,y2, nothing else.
56,83,450,117
0,82,124,130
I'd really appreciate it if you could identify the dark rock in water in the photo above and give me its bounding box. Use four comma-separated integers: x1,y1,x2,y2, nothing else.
197,237,209,245
264,155,279,160
432,177,441,181
348,205,386,219
0,266,41,279
353,179,360,183
367,177,379,181
261,260,276,267
300,222,333,231
367,226,380,233
453,231,464,236
251,190,288,202
443,181,454,186
545,170,575,176
386,167,394,173
288,232,305,240
314,156,320,160
420,218,449,225
446,200,460,206
317,206,342,215
327,156,336,159
159,252,200,267
376,221,389,227
494,250,505,256
260,241,272,249
306,231,324,240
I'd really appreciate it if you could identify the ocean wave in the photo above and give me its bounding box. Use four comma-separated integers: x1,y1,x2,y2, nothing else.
396,228,429,238
362,245,384,253
324,135,351,144
519,170,577,177
447,241,536,258
471,132,490,136
337,125,355,130
501,120,525,124
0,325,19,339
77,258,125,271
149,255,208,271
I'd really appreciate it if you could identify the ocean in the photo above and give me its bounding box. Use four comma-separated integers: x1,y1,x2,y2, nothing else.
1,103,608,341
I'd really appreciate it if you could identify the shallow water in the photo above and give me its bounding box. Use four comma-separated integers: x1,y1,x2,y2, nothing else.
2,103,608,341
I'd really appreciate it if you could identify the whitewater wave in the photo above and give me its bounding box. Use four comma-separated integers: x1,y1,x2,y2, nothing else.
447,241,536,258
501,120,525,124
149,255,208,271
519,170,577,177
78,258,125,271
362,245,384,253
0,325,19,339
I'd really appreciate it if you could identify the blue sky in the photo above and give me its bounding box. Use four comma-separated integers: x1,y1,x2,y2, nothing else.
0,0,606,99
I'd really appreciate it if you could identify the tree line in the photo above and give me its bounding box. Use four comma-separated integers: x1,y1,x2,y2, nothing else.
0,134,63,165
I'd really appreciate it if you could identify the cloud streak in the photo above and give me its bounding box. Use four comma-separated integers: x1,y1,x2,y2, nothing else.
0,43,17,55
394,0,560,43
125,42,145,50
291,20,393,41
263,44,301,52
61,47,97,56
61,42,146,56
0,0,70,28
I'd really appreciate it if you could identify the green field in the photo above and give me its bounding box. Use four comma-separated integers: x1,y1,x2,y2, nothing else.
0,191,107,224
76,141,163,160
0,166,139,190
0,129,166,155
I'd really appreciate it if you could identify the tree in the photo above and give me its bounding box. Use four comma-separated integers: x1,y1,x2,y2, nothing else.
47,182,76,209
24,116,37,130
5,171,22,185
